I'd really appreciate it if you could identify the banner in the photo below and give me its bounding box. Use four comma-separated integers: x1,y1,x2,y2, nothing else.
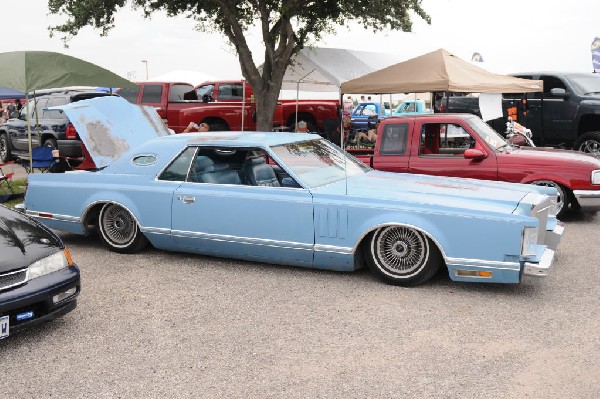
471,52,484,62
592,37,600,73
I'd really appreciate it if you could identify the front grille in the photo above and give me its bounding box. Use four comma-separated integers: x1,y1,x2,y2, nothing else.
0,269,27,292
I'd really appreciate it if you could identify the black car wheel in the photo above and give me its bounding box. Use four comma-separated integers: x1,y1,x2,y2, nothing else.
365,226,442,286
0,133,11,163
43,138,58,149
98,204,148,253
575,131,600,156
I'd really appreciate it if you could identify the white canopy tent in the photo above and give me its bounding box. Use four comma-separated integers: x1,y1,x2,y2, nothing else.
147,70,219,86
265,47,405,93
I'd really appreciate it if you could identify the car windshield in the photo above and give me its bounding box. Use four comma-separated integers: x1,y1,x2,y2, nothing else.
270,139,371,188
565,73,600,95
466,117,508,152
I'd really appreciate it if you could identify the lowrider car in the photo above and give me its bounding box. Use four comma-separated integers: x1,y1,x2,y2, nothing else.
22,97,563,286
0,204,80,339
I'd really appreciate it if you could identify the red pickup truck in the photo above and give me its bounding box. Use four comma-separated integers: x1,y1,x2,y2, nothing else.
350,113,600,217
119,80,339,133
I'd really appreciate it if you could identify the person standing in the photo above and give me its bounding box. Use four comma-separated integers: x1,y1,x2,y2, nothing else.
343,95,354,114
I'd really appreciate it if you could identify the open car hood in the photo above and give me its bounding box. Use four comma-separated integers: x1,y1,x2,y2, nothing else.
54,96,172,168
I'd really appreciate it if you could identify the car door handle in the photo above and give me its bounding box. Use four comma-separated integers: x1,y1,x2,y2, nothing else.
178,196,196,204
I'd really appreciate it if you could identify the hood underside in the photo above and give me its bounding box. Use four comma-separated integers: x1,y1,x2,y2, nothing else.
54,96,172,168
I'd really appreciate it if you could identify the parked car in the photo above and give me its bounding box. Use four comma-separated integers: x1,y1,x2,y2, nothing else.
0,88,114,163
348,113,600,217
351,102,390,131
0,204,80,339
392,99,431,116
118,80,339,133
22,96,563,287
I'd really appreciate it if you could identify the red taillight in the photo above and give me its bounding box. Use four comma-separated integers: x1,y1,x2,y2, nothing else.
65,123,78,140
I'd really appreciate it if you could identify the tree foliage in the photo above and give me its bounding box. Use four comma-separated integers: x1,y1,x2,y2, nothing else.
48,0,430,131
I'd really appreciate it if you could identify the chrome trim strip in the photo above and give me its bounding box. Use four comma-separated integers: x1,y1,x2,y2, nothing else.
447,257,520,270
26,210,80,223
0,267,29,292
314,244,353,255
170,229,313,251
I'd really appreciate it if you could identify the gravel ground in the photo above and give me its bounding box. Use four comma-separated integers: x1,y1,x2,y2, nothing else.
1,211,599,398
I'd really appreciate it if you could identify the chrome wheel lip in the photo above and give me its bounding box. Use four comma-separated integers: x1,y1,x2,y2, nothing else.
372,226,430,278
100,204,137,247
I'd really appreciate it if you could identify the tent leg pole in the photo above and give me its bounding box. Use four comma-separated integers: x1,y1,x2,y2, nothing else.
26,93,33,174
295,82,300,131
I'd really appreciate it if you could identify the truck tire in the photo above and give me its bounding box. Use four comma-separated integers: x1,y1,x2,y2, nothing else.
43,137,58,149
208,122,229,132
0,133,11,163
574,131,600,156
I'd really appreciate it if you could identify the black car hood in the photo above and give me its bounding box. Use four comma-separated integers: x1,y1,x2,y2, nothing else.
0,205,62,273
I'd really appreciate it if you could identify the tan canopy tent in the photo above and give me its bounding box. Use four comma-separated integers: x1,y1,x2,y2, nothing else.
341,48,543,94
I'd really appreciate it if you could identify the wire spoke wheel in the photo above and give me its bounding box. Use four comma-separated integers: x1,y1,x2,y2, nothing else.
579,139,600,156
98,204,148,253
366,226,441,286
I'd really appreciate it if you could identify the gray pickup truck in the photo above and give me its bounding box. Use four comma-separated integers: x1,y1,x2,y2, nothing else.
439,72,600,154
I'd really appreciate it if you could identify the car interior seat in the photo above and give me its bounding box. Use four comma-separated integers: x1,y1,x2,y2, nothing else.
242,156,280,187
189,156,214,182
197,163,241,185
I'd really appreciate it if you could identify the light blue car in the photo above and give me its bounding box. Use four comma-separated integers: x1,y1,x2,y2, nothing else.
23,97,563,286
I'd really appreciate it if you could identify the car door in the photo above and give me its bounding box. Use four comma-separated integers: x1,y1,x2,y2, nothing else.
11,98,47,152
170,147,315,266
408,120,498,180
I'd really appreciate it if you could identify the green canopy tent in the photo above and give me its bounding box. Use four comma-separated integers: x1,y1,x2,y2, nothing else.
0,51,137,169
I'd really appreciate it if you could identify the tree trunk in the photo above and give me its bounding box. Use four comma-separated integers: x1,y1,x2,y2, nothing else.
252,81,283,132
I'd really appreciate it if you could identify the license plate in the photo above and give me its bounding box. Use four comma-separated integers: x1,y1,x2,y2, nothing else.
0,315,8,339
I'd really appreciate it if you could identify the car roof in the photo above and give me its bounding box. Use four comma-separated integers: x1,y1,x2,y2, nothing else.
383,113,475,122
149,131,322,148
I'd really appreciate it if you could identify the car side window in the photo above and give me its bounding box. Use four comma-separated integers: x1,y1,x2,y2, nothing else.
169,84,195,102
140,84,163,104
380,124,408,155
186,147,298,188
158,147,196,181
420,123,475,156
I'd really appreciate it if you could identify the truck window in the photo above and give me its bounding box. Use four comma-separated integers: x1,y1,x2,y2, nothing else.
169,84,196,102
541,75,567,95
217,84,244,100
118,86,141,103
140,84,163,104
420,123,475,156
196,84,215,101
380,124,408,155
43,97,69,120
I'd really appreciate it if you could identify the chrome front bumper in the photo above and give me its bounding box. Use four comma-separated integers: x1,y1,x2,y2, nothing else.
524,248,555,277
545,221,564,251
573,190,600,211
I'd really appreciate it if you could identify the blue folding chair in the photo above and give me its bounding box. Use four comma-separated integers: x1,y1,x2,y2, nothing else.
21,146,55,173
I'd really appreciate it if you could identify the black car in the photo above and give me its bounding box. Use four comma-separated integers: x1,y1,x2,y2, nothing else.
0,205,80,339
0,88,114,163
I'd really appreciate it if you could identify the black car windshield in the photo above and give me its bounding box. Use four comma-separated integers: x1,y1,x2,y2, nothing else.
565,73,600,95
270,139,370,188
466,117,508,152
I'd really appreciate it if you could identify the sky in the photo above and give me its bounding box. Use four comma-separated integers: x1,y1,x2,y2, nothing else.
3,0,599,83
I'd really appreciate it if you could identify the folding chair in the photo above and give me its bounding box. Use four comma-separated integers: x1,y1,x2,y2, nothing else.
21,146,55,173
0,161,15,203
